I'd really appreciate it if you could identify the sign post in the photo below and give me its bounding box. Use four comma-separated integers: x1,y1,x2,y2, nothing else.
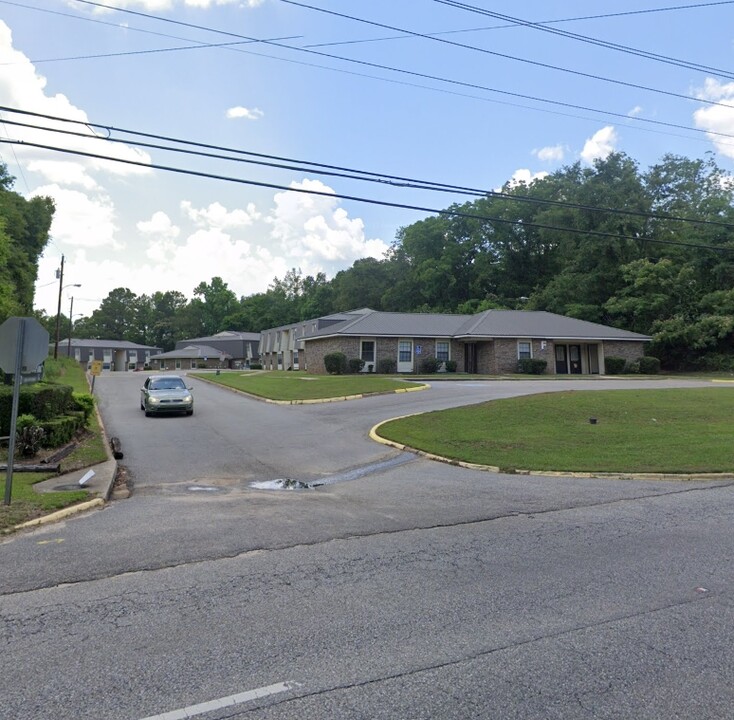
89,359,102,393
0,317,50,505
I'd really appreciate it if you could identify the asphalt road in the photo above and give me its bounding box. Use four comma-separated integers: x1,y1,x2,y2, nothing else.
1,373,732,719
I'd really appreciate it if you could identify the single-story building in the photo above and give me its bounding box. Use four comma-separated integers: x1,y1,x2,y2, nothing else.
175,331,260,369
55,339,163,371
149,344,232,371
259,308,651,375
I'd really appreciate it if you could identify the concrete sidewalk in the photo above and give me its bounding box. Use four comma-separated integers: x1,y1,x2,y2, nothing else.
32,457,118,500
8,458,118,533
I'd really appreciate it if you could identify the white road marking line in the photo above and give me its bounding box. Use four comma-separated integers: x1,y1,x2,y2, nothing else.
138,681,298,720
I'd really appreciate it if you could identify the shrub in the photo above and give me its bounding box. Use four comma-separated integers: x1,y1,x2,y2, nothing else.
444,360,457,373
419,356,440,374
324,352,348,375
39,415,82,448
377,358,397,374
637,356,661,374
72,392,95,425
517,358,547,375
604,356,627,375
249,363,262,370
348,358,365,374
15,423,45,457
624,361,640,374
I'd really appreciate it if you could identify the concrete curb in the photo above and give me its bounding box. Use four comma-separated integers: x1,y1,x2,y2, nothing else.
369,417,734,483
9,498,105,532
192,374,429,404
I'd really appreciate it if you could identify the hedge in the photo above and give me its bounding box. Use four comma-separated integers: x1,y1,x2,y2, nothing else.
517,358,548,375
0,383,76,434
604,356,627,375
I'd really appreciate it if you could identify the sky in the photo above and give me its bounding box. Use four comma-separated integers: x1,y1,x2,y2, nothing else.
1,0,734,321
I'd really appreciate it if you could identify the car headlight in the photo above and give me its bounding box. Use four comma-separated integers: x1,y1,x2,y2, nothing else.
183,394,192,403
149,396,160,404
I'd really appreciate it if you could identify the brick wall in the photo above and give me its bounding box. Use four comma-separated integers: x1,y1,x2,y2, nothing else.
602,341,647,369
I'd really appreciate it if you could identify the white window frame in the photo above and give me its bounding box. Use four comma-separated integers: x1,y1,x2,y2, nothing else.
517,341,532,360
435,340,450,363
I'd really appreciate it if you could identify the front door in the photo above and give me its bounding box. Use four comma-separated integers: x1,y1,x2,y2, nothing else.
397,339,413,373
569,344,582,374
555,345,568,374
464,343,478,373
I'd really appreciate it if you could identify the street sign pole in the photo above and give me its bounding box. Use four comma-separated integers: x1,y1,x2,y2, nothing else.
3,319,25,505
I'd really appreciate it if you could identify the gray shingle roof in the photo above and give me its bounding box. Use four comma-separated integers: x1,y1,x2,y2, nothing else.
61,339,162,350
456,310,651,340
303,309,650,341
182,331,260,343
150,345,231,360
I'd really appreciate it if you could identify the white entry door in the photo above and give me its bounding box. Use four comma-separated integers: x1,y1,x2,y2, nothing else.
397,339,413,373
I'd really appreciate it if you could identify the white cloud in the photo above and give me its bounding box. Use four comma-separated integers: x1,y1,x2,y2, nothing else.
226,106,264,121
181,200,260,229
30,184,121,249
80,0,252,10
503,168,549,188
268,179,389,267
533,145,565,162
693,78,734,159
26,160,98,190
137,211,180,239
581,126,618,163
628,105,643,117
0,21,151,176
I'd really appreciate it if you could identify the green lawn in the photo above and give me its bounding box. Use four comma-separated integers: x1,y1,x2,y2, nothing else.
1,357,107,532
195,371,424,401
376,387,734,473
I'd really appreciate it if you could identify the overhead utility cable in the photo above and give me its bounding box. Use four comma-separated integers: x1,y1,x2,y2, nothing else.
70,0,734,144
303,1,734,50
432,0,734,79
2,136,732,255
280,0,734,105
3,105,734,231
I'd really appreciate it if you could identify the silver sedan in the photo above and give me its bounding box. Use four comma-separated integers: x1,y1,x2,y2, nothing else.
140,375,194,417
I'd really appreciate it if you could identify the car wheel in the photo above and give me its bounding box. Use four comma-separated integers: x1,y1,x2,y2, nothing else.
185,410,193,416
144,410,152,417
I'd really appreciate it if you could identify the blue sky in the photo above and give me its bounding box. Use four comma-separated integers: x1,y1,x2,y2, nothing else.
1,0,733,319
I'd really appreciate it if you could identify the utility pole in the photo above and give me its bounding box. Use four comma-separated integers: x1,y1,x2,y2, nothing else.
53,254,64,359
66,295,75,359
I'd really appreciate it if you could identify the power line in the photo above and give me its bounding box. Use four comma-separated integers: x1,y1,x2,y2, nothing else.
280,0,734,106
66,0,734,146
7,0,729,151
2,135,732,255
431,0,734,79
303,2,734,49
3,104,734,231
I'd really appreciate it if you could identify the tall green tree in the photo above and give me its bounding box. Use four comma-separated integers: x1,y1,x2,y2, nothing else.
192,276,238,335
0,163,55,322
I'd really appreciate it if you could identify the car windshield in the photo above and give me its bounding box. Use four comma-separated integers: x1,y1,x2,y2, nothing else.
150,378,186,390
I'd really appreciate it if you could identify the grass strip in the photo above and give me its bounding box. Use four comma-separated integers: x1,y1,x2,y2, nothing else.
195,371,422,401
1,357,106,531
377,387,734,473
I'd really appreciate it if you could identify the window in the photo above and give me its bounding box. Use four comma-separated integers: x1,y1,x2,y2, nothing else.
436,341,450,362
517,341,532,359
399,341,412,363
361,340,375,363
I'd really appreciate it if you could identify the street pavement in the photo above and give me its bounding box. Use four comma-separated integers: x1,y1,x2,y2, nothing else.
1,373,732,719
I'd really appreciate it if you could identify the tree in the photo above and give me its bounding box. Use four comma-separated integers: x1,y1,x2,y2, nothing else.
0,163,55,322
82,288,139,340
192,277,238,335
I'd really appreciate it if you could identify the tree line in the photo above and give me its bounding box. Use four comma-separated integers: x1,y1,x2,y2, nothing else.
3,153,733,370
